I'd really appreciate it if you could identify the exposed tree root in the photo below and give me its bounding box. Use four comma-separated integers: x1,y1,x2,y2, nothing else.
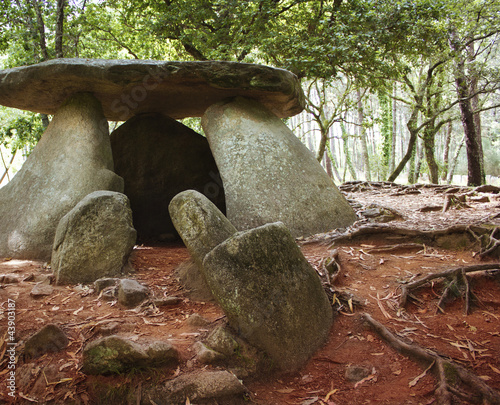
361,313,500,405
398,263,500,313
311,223,500,259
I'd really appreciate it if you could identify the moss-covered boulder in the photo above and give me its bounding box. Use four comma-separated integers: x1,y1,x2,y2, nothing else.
202,222,333,372
52,191,137,285
82,335,179,375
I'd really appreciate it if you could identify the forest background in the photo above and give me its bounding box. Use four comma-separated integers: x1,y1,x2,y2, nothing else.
0,0,499,188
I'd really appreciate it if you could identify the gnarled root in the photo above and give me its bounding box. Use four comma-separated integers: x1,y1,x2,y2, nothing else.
361,313,500,405
398,263,500,314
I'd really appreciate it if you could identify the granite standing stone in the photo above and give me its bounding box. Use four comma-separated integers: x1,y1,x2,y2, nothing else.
0,93,123,260
202,97,357,237
111,113,225,241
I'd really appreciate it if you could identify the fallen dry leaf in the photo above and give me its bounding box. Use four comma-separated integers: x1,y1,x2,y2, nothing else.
489,364,500,375
409,360,434,387
324,388,339,401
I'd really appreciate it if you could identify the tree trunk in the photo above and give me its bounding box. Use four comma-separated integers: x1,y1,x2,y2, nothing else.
357,89,371,181
423,124,440,184
0,149,16,184
55,0,66,58
447,136,465,184
441,121,452,181
340,121,356,180
316,127,328,162
449,32,485,186
388,103,419,182
414,138,424,183
390,84,397,174
31,0,49,60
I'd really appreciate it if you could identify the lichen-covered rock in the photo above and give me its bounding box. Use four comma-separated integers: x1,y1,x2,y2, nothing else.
117,279,149,307
202,97,357,237
52,191,137,285
111,113,225,241
202,222,333,372
169,190,237,269
0,93,123,260
147,370,247,405
24,324,68,359
82,335,179,375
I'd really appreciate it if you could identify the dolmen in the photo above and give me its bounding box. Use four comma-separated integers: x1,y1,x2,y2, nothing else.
0,58,356,261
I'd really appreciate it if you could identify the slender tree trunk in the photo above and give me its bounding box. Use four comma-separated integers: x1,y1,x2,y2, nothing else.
447,136,465,184
390,84,397,174
441,121,452,181
324,151,333,178
0,149,16,184
326,140,342,183
340,121,356,180
55,0,66,58
357,89,371,181
423,124,440,184
414,139,425,183
31,0,49,60
316,127,328,162
388,104,419,182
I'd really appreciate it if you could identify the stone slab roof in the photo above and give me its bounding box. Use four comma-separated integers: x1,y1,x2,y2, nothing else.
0,58,305,120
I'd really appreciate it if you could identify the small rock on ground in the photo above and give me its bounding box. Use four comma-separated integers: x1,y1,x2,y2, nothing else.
24,324,68,359
117,279,149,307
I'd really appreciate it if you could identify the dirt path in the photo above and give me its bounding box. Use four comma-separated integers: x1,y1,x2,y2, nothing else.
0,185,499,404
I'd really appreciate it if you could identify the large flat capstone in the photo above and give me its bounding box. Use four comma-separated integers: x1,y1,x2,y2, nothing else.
0,58,305,121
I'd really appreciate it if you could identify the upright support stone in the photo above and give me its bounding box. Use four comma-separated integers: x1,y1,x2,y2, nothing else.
202,97,357,237
0,93,123,260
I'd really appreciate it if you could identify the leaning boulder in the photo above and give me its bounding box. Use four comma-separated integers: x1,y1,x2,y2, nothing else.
110,113,225,241
202,97,357,237
52,191,137,285
202,222,333,372
0,92,123,260
169,190,237,269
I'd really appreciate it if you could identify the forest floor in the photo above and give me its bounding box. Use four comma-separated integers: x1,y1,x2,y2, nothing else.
0,183,500,405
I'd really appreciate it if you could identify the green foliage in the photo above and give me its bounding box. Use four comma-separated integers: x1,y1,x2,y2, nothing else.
0,111,44,156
